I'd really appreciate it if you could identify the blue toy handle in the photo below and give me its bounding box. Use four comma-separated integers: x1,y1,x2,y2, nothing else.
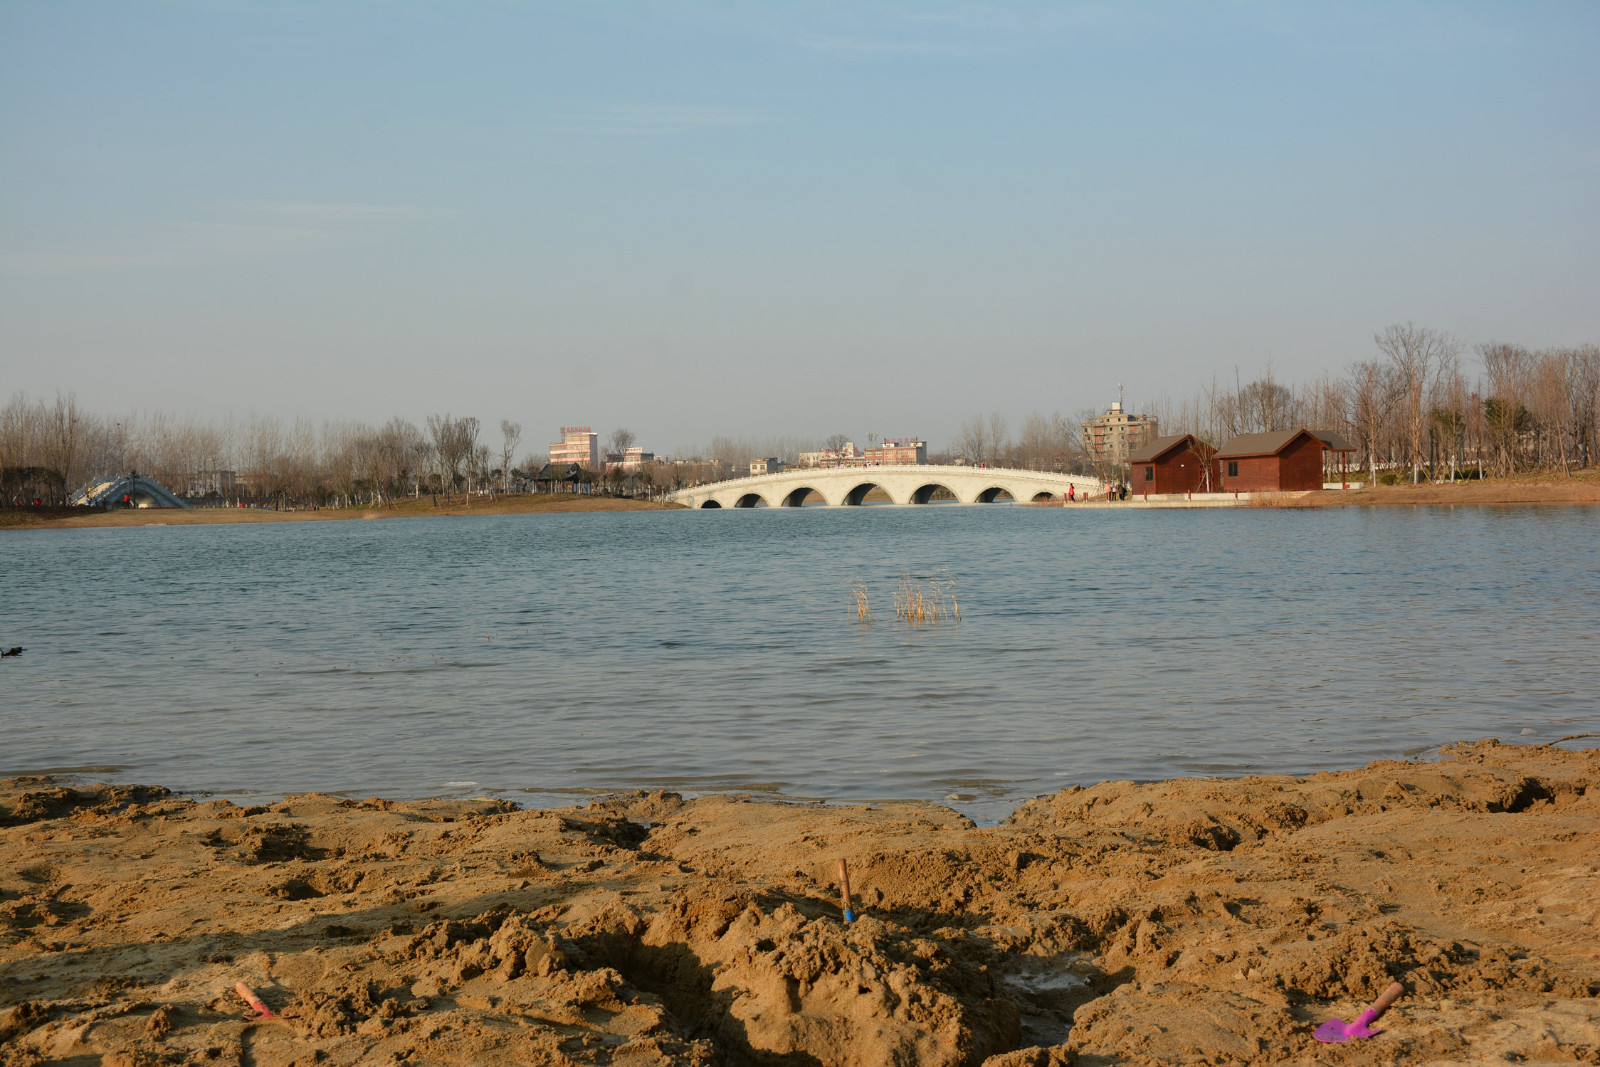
837,859,857,924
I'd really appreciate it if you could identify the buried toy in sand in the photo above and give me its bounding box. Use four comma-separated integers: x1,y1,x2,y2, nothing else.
1,739,1597,1065
1315,981,1405,1043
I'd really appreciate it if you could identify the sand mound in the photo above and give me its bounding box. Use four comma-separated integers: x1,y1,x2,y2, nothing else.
2,740,1596,1065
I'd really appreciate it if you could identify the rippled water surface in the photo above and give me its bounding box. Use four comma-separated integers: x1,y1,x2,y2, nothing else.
4,505,1597,820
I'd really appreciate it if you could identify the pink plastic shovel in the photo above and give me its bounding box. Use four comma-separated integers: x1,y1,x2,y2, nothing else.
235,982,296,1021
1315,982,1404,1043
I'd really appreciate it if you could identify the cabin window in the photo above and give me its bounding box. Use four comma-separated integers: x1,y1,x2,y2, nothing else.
1227,461,1239,477
1144,466,1154,481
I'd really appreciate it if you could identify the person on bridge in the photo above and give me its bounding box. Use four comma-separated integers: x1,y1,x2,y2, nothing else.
1068,484,1075,502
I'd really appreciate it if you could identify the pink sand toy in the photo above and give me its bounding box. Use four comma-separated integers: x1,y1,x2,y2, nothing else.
236,981,285,1020
837,858,857,923
1315,982,1405,1043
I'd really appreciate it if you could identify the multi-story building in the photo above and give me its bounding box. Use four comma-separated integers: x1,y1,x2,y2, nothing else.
549,426,599,469
797,438,927,468
604,446,655,472
868,438,927,465
1081,402,1157,471
749,458,785,475
797,442,859,468
188,469,238,497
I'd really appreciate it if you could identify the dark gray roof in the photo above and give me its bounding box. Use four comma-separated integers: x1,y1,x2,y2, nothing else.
535,462,588,481
1126,434,1212,464
1215,429,1321,459
1309,429,1356,452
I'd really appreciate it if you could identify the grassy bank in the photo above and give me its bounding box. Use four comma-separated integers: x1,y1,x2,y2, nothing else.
0,493,684,530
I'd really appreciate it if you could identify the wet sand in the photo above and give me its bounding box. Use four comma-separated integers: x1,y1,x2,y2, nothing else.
2,739,1596,1065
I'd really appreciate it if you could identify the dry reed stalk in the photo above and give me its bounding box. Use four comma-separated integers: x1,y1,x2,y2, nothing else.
849,578,874,622
893,569,960,624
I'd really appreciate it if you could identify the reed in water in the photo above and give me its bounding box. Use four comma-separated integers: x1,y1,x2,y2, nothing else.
893,569,960,624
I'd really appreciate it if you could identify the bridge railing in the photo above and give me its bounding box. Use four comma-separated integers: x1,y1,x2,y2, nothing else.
672,464,1105,496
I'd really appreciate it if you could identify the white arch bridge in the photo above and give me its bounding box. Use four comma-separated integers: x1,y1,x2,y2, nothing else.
670,464,1105,509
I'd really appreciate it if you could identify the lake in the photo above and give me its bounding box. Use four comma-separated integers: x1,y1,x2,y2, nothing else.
3,504,1597,822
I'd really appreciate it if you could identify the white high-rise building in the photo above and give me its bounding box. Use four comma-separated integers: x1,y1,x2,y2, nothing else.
549,426,599,469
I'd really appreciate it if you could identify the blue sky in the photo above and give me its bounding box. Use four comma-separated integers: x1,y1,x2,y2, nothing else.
3,2,1597,452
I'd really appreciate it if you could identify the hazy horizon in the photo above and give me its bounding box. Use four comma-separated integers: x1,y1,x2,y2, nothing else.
4,2,1597,453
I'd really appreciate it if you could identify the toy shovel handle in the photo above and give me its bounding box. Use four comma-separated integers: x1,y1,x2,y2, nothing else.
1368,982,1405,1021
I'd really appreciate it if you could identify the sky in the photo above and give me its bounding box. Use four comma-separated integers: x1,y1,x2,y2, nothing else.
2,1,1597,454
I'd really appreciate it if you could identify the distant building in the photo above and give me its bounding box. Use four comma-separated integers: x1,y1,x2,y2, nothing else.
797,438,927,468
749,458,785,475
1127,434,1220,494
1081,402,1158,470
189,469,238,497
549,426,599,469
798,442,859,468
604,446,654,472
534,462,591,493
868,438,927,465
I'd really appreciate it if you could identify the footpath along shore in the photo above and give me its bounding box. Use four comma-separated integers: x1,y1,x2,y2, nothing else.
2,739,1596,1065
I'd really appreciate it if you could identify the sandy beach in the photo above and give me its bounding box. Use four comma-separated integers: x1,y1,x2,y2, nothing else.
2,739,1595,1065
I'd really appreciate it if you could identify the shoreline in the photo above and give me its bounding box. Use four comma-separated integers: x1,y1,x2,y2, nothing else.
0,494,684,530
7,474,1599,528
3,739,1595,1065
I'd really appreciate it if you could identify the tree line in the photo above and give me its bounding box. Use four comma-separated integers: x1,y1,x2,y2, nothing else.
1146,328,1599,484
0,401,538,508
943,327,1598,485
0,398,751,508
4,323,1595,506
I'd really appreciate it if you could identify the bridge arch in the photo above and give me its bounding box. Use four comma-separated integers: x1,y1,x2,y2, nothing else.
781,486,824,507
976,486,1017,503
700,499,723,508
911,482,959,505
1030,491,1056,503
734,493,768,508
843,481,894,506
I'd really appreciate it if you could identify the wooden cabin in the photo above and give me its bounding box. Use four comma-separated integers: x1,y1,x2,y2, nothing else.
1215,429,1328,492
1127,434,1220,494
1309,429,1357,487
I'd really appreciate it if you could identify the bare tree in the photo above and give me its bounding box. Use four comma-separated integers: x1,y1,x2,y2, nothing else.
1376,323,1458,483
1429,359,1471,481
1571,345,1600,468
470,443,492,497
607,427,636,457
499,420,522,492
1347,360,1394,488
1480,342,1531,475
953,415,988,465
1015,411,1074,472
987,412,1011,465
824,433,850,453
426,414,478,499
